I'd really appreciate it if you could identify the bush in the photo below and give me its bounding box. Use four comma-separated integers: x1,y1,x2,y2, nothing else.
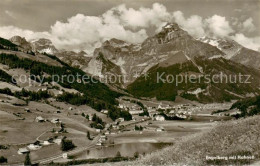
0,156,7,163
61,138,76,151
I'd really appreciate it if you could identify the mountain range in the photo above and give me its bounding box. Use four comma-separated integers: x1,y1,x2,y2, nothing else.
1,22,260,103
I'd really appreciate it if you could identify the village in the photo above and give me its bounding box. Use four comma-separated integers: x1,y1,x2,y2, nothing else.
0,92,237,164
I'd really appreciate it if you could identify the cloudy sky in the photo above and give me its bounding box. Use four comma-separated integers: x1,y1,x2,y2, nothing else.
0,0,259,53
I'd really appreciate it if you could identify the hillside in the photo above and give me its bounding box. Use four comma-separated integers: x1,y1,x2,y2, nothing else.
127,56,260,103
132,114,260,165
0,41,132,121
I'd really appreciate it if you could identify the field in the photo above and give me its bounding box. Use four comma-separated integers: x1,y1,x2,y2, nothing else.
0,94,103,164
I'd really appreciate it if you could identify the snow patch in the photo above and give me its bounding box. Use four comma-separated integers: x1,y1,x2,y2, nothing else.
137,62,148,67
115,57,125,66
208,55,223,60
187,88,205,95
39,48,54,54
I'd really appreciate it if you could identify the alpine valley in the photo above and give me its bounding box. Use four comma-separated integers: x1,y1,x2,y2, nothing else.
1,22,260,165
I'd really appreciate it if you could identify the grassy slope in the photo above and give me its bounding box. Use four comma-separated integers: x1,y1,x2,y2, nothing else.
133,115,260,165
127,57,260,103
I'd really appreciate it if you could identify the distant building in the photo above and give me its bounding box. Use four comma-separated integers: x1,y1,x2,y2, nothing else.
18,148,30,154
54,138,62,145
24,108,31,113
116,118,124,123
35,116,45,122
156,127,165,132
96,140,103,146
96,129,101,133
51,118,60,124
154,115,165,121
63,153,68,159
129,110,143,115
43,141,51,145
101,109,108,114
27,144,41,150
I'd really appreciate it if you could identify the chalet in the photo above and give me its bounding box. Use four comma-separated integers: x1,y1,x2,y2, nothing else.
24,108,31,113
43,141,51,145
116,118,124,123
112,124,118,128
54,138,62,145
101,109,108,114
154,115,165,121
96,140,103,146
118,104,125,109
129,109,143,115
18,148,30,154
156,127,165,132
63,153,68,159
100,135,107,141
27,144,41,150
35,116,45,122
88,114,93,121
51,118,61,124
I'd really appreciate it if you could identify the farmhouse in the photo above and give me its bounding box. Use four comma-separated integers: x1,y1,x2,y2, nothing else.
51,118,61,124
154,115,165,121
129,109,143,115
116,117,124,123
101,109,108,114
27,144,41,150
35,116,45,122
156,127,165,132
24,108,31,112
18,148,30,154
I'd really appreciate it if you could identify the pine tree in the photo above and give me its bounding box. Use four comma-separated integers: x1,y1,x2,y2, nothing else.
87,131,91,140
116,151,121,157
24,153,31,165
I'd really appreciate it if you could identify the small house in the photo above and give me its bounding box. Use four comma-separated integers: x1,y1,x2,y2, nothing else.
24,108,31,113
156,127,164,132
36,116,45,122
18,148,30,154
62,153,68,159
154,115,165,121
51,118,60,124
54,138,62,145
27,144,41,150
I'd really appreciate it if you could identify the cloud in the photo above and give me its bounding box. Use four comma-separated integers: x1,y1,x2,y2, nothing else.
172,11,205,38
231,33,260,51
242,17,255,32
0,3,259,53
116,3,171,29
0,26,50,40
50,13,148,52
0,4,171,53
205,15,234,38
